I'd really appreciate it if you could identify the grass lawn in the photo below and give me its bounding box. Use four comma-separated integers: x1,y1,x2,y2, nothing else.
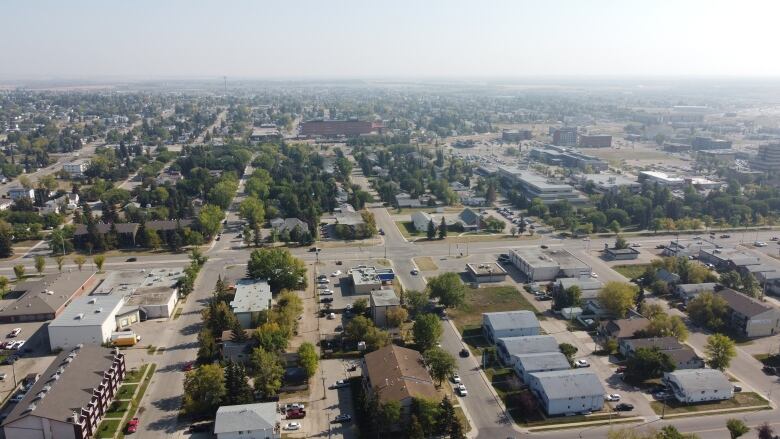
453,405,472,432
612,264,651,279
117,384,138,400
449,285,539,333
95,419,122,438
124,364,149,383
396,221,424,238
106,400,130,417
413,257,438,271
650,392,769,415
173,307,183,319
117,364,156,439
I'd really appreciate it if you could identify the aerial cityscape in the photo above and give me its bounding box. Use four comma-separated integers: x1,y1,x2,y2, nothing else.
3,2,780,439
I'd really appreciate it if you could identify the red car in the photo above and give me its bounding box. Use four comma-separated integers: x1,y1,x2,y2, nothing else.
126,418,139,433
182,362,194,372
287,409,306,419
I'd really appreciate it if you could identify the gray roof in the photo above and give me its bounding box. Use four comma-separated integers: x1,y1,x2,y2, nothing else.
529,369,605,399
621,337,682,351
557,277,603,298
484,311,539,332
214,402,278,434
458,208,480,226
3,345,120,427
676,283,718,294
666,369,730,392
716,288,774,318
269,217,309,233
371,289,400,307
0,271,96,318
49,294,125,327
498,335,559,355
335,211,365,226
656,269,681,283
230,279,272,314
513,352,570,373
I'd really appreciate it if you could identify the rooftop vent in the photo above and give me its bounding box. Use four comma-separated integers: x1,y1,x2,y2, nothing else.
88,298,97,304
95,307,103,313
75,313,84,320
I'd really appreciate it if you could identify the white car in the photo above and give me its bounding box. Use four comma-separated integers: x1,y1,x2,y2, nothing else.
630,243,641,247
451,374,461,384
575,359,590,368
8,328,21,337
285,422,301,431
606,393,621,401
590,272,599,278
320,290,334,295
317,283,329,289
331,270,342,277
330,380,349,389
755,241,768,247
456,384,468,396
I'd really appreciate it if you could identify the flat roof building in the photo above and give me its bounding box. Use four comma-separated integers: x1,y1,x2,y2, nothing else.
350,266,395,294
578,134,612,148
230,279,272,329
483,311,540,344
508,247,590,282
512,352,570,383
466,262,507,283
2,345,126,439
215,402,280,439
527,369,605,416
498,166,588,205
496,335,559,366
664,369,733,403
370,288,400,328
48,294,127,350
0,271,98,323
300,119,381,137
574,173,641,194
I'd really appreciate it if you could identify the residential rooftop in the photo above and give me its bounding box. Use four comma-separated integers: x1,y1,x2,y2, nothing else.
529,369,605,399
230,279,272,314
484,311,539,331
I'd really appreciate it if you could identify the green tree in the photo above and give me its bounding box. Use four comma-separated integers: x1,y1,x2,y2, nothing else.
597,281,638,318
93,254,105,272
386,307,408,327
73,255,86,271
426,272,466,309
719,270,742,290
253,322,289,353
297,342,319,378
250,347,284,398
13,264,25,280
558,343,578,366
239,197,265,228
246,248,307,292
554,285,581,311
644,313,689,342
222,361,254,406
687,291,728,331
378,400,402,433
423,347,456,386
183,363,225,417
726,419,750,439
705,333,736,371
408,415,425,439
439,216,447,239
757,423,774,439
427,219,436,240
203,301,240,337
609,220,621,235
614,235,628,250
0,276,8,297
352,297,369,315
0,220,13,258
413,313,443,351
439,397,461,437
198,204,224,238
625,347,675,383
404,289,429,315
55,255,65,272
197,328,218,363
145,229,162,250
34,255,45,274
345,315,389,351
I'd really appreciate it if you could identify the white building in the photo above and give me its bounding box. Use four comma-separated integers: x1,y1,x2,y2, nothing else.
664,369,733,403
48,295,126,350
639,171,685,188
496,335,559,366
512,352,570,383
214,403,280,439
482,311,540,344
370,288,400,327
8,187,34,200
63,159,89,178
509,247,590,282
230,279,272,329
528,369,605,416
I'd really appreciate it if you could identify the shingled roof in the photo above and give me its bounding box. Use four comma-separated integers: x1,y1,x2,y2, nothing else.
363,345,438,404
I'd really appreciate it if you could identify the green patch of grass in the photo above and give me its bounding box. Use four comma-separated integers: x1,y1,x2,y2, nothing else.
395,221,424,238
453,405,472,433
173,308,183,320
117,364,156,439
95,419,122,438
106,400,130,417
117,384,138,400
413,256,438,271
124,364,149,383
649,392,768,415
449,285,539,333
613,264,651,279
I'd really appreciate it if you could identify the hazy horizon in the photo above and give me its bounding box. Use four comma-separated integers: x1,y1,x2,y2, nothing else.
4,0,780,81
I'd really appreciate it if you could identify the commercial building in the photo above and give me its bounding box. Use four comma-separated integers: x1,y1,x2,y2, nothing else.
48,295,128,350
619,337,704,369
512,352,570,383
214,402,280,439
269,217,309,235
603,247,640,260
370,288,400,328
482,311,540,344
362,345,438,420
2,345,125,439
502,129,532,142
230,279,272,329
248,124,281,143
662,239,716,259
715,288,780,338
751,143,780,172
529,145,608,171
350,266,395,294
574,173,641,194
498,166,587,205
698,149,737,163
698,247,760,271
0,271,98,323
300,119,381,137
691,136,732,151
496,335,559,365
555,277,603,304
578,134,612,148
63,159,90,178
466,262,507,283
509,247,590,282
94,268,182,320
551,128,578,146
527,369,605,416
638,171,685,188
8,187,34,200
664,369,733,403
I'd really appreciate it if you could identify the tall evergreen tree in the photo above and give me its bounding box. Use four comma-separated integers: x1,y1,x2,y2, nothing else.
439,216,447,239
427,219,436,240
222,361,254,405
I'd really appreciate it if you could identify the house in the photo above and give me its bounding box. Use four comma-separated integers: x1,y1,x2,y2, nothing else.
664,369,733,403
63,159,89,178
411,211,436,232
8,187,34,200
597,317,650,341
512,352,570,383
215,402,280,439
0,270,99,323
1,346,125,439
656,268,681,285
715,288,780,337
603,247,640,260
496,335,559,366
269,217,309,235
457,208,481,231
370,289,400,327
47,294,130,350
555,277,603,305
482,311,540,344
362,345,438,420
676,283,718,303
619,337,704,369
395,192,422,208
527,369,605,416
230,279,272,329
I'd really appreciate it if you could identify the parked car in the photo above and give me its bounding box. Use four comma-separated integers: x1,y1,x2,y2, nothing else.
605,393,621,401
410,269,419,275
615,366,626,374
287,409,306,419
630,243,641,247
452,374,461,384
320,290,334,295
321,297,334,303
126,257,137,262
8,328,21,337
330,380,349,389
10,393,26,403
333,414,352,423
615,403,634,411
459,348,470,358
456,384,468,396
764,365,778,375
733,385,743,392
285,422,301,431
317,284,330,290
574,359,590,368
284,403,305,412
540,245,549,249
346,362,357,371
535,294,552,301
126,418,139,434
331,270,342,277
13,340,25,350
720,234,731,238
755,241,768,247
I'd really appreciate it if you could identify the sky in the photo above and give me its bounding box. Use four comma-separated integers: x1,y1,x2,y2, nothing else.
3,0,780,80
